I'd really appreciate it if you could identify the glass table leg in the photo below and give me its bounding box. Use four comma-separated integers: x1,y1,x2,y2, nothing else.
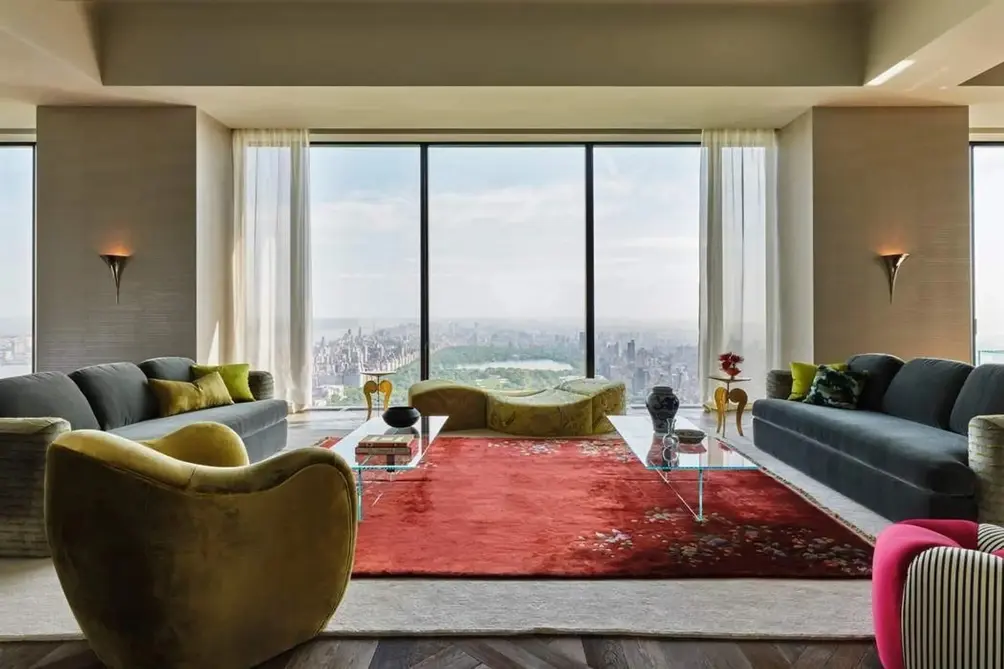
697,469,705,522
661,470,708,523
356,468,364,521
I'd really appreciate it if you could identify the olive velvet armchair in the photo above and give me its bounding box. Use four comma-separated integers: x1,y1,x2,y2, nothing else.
45,422,358,669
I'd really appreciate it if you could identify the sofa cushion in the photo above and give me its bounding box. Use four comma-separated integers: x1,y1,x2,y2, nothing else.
803,366,866,410
110,399,288,442
881,358,973,429
69,362,158,430
949,364,1004,436
0,372,100,430
789,361,847,401
192,363,255,402
753,399,974,495
486,388,593,437
139,356,195,382
148,372,235,418
847,353,904,412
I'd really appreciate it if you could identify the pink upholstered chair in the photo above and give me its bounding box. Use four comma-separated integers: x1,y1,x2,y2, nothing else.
873,519,1004,669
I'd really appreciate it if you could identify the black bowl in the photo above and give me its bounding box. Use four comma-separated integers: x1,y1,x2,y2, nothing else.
382,406,420,428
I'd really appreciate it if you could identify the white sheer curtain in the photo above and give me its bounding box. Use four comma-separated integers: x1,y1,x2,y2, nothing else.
229,129,312,410
698,129,780,404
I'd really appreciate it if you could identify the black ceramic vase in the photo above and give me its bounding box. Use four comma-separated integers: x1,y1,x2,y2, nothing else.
646,386,680,434
382,406,420,428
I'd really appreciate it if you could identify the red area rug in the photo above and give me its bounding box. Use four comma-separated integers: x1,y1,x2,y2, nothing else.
318,436,873,579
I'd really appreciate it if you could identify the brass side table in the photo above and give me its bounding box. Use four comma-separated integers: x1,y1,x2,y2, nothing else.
708,374,750,437
361,370,395,420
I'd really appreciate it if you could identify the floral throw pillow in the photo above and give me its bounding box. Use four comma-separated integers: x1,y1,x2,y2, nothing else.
803,366,867,410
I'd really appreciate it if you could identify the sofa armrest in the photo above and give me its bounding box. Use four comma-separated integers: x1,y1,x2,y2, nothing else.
900,546,1004,668
969,415,1004,525
0,417,71,557
248,370,275,401
143,422,250,468
765,370,793,400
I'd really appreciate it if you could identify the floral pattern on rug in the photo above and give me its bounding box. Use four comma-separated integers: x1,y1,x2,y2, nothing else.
578,439,635,463
486,438,565,456
340,435,875,578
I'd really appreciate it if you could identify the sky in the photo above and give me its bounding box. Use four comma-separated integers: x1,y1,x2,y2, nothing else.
309,145,702,326
0,146,33,332
972,145,1004,348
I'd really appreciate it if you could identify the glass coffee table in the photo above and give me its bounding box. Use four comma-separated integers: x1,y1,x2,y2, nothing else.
329,415,447,520
608,415,758,522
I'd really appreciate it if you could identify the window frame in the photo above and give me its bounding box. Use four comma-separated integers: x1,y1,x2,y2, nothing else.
0,139,36,376
309,138,701,407
970,140,1004,365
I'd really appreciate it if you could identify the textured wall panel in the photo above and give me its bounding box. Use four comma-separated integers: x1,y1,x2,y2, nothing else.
810,106,971,364
777,111,816,365
36,106,199,372
195,112,232,365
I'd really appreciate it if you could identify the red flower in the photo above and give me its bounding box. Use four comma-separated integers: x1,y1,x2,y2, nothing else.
719,351,744,377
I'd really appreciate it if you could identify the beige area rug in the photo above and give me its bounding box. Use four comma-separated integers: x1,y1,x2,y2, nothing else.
0,417,884,641
0,560,872,641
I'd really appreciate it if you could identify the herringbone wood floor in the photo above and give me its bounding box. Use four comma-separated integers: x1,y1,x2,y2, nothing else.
0,638,880,668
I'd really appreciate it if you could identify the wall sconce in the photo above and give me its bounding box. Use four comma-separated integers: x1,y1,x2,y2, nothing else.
99,253,130,304
878,252,910,303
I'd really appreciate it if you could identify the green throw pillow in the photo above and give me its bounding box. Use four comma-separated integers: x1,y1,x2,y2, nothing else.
803,366,867,410
192,363,255,402
149,372,235,417
789,361,848,400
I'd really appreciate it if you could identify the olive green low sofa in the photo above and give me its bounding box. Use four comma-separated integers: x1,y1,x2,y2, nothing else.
409,378,626,436
46,423,357,669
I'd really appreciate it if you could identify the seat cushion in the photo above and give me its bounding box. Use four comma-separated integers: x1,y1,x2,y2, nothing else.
555,379,626,433
0,372,100,430
882,358,973,429
110,399,288,442
847,353,904,412
139,356,196,382
949,364,1004,436
486,388,593,437
753,399,974,495
69,362,158,430
408,380,488,432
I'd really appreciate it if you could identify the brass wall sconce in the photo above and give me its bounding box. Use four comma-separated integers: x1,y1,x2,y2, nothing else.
99,253,130,304
878,252,910,303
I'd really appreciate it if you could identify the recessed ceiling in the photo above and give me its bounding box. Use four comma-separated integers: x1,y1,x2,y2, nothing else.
12,0,1004,132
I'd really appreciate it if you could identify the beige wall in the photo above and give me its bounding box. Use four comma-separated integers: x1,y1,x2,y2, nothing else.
777,110,816,365
809,106,972,363
195,112,231,365
36,106,200,372
99,2,865,87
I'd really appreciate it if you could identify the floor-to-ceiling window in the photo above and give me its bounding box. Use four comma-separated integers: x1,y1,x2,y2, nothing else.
308,142,701,407
593,146,701,405
0,144,34,377
309,146,421,407
428,146,586,390
973,144,1004,364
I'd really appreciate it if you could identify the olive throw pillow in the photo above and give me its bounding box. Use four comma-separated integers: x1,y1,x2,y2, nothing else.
789,361,848,400
191,363,255,402
803,366,867,410
149,372,235,417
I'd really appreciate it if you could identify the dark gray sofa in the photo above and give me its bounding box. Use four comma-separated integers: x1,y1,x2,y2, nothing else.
0,356,287,462
752,354,1004,522
0,356,288,557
